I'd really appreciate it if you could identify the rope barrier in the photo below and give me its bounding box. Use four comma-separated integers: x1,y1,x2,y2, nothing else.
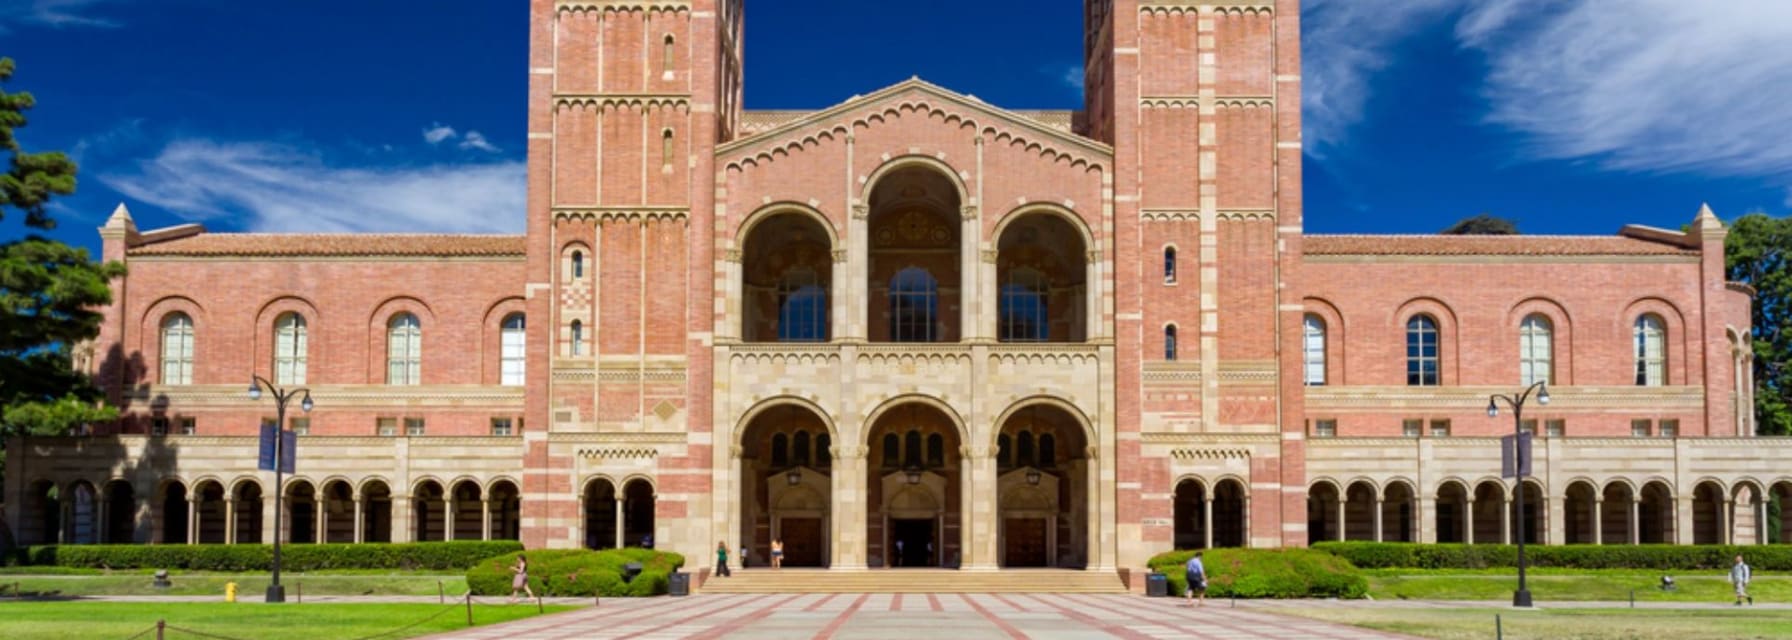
346,601,466,640
161,623,254,640
119,624,160,640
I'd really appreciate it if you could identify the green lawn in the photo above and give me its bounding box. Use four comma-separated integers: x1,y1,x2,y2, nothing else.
1272,607,1792,640
0,572,467,598
1365,568,1790,603
0,601,572,640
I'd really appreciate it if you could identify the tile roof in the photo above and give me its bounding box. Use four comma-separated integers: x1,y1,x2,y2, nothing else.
1302,235,1698,256
128,234,526,257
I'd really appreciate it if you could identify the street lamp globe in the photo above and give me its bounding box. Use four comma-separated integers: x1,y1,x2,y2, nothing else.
1537,385,1551,406
301,393,314,412
248,382,262,401
1486,400,1498,418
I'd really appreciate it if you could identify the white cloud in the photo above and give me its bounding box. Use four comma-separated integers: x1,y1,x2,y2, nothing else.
1060,65,1084,91
1300,0,1462,156
458,130,500,153
101,138,524,233
0,0,121,32
422,123,457,145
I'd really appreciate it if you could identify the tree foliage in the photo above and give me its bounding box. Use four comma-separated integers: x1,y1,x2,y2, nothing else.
1441,213,1519,235
1725,212,1792,435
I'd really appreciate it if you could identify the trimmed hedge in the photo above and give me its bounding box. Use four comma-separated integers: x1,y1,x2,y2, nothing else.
467,548,686,598
1147,548,1367,599
14,541,523,572
1313,542,1792,571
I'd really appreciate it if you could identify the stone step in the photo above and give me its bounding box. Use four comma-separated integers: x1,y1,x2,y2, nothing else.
699,568,1128,593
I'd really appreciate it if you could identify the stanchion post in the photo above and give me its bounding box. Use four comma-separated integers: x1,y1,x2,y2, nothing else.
465,592,474,627
156,619,166,640
537,594,544,613
297,581,302,604
439,580,445,604
1496,614,1503,640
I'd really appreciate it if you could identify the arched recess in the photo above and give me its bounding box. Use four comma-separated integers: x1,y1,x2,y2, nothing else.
1172,477,1208,549
360,479,393,543
867,400,964,568
159,480,188,544
1344,480,1377,541
738,401,834,568
1382,480,1417,543
1472,480,1506,544
864,160,964,343
1732,479,1767,545
192,479,226,544
1619,297,1689,386
1563,480,1599,544
1393,297,1460,386
1639,480,1675,544
740,206,836,342
449,479,484,541
582,477,619,549
995,402,1091,568
622,477,656,548
1692,480,1725,544
487,479,521,541
231,479,264,545
1513,480,1545,546
1508,296,1574,386
1434,480,1469,543
1211,477,1248,548
285,479,318,544
992,204,1092,343
1307,480,1341,544
1601,480,1637,545
480,297,526,385
64,481,98,544
105,479,137,544
1770,480,1792,544
320,479,355,543
412,479,447,542
253,296,321,383
1302,297,1347,386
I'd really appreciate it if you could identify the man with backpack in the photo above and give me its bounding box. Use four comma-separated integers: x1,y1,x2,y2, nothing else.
1184,551,1207,607
1731,555,1753,606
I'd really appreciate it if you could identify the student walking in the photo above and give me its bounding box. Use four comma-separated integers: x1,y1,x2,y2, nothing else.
741,545,750,570
1183,551,1207,607
508,554,534,604
1732,555,1754,606
771,538,785,570
716,541,732,578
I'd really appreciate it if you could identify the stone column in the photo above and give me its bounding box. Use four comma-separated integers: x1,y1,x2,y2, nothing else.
446,497,457,542
315,498,327,544
1419,495,1437,543
354,497,366,544
225,500,237,545
1334,498,1346,542
1464,499,1475,544
614,499,624,548
966,450,999,570
261,495,277,544
1723,500,1734,545
1593,499,1604,545
392,495,412,542
1759,499,1771,545
97,497,111,544
1202,497,1213,549
1501,499,1511,545
1674,497,1692,545
481,499,492,541
1373,499,1384,543
845,202,869,341
1547,494,1565,545
830,446,867,569
186,497,198,545
1629,498,1641,545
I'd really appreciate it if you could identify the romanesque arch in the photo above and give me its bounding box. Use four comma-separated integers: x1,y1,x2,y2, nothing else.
993,205,1089,343
865,400,964,567
864,161,965,343
740,205,836,342
994,402,1091,567
581,477,619,549
737,401,835,567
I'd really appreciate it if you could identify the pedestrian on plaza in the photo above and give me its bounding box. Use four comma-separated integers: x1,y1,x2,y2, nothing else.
896,539,905,567
1183,551,1207,607
771,538,785,570
1731,554,1754,606
508,554,534,604
741,545,750,570
716,541,732,578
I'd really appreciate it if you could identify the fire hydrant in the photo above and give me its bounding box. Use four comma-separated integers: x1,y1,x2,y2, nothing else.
225,582,238,603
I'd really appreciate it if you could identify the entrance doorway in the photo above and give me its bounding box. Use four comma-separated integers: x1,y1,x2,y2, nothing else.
779,517,825,567
890,518,936,567
1004,518,1048,567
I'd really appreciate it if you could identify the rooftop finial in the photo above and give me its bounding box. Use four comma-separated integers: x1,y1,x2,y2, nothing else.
1695,202,1722,230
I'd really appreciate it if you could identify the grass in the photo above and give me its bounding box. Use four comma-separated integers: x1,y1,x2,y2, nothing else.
0,601,573,640
0,572,467,598
1271,606,1792,640
1364,569,1792,603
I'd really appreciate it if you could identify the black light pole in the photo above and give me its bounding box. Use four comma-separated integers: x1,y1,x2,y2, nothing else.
250,375,311,603
1487,381,1548,608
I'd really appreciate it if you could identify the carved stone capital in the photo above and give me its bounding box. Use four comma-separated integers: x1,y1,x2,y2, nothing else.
961,205,979,220
852,204,869,220
981,249,998,264
722,248,743,263
832,249,848,263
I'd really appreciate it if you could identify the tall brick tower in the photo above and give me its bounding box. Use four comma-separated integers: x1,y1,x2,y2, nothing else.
521,0,742,550
1085,0,1307,555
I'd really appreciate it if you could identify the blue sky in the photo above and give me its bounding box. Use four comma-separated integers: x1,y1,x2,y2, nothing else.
2,0,1789,256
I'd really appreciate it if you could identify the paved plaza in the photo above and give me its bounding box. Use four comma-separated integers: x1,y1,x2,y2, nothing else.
419,593,1415,640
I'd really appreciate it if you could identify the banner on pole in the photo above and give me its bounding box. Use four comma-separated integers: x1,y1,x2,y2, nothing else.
258,423,277,471
257,423,296,474
1501,432,1533,478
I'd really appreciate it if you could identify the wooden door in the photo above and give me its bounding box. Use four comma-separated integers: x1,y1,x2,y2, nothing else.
1004,518,1047,567
780,518,824,567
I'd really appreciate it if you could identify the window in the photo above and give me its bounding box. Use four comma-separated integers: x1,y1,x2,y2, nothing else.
1165,325,1178,361
151,417,169,437
377,418,398,437
777,269,827,342
1519,314,1553,386
771,433,789,467
490,417,514,437
793,431,811,466
817,433,831,467
1519,419,1538,436
926,433,945,467
178,417,196,435
663,34,675,74
1038,433,1055,467
904,430,923,468
881,433,900,468
273,313,308,385
996,434,1012,467
1312,419,1337,438
1659,419,1679,438
404,417,426,436
661,129,674,167
1631,419,1652,438
1634,315,1665,386
1164,247,1177,283
1303,315,1326,386
387,313,422,385
571,250,585,279
1016,431,1035,467
290,417,310,436
889,267,938,342
500,314,526,385
1406,315,1439,386
999,269,1049,342
1402,419,1423,438
160,313,194,384
1545,419,1566,438
1429,419,1451,438
569,320,584,356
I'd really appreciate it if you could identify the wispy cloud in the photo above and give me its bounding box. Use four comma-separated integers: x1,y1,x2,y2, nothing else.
458,130,499,153
101,138,524,233
1299,0,1462,157
422,122,501,153
0,0,123,32
422,123,457,145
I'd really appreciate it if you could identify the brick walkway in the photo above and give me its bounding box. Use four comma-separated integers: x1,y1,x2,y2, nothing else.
418,593,1419,639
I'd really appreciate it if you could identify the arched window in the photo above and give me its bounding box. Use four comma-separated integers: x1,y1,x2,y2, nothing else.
777,268,827,342
1635,315,1665,386
160,313,194,385
569,320,584,356
1038,433,1056,468
500,313,526,386
1017,431,1036,467
792,431,811,466
771,433,789,467
273,313,307,385
889,267,938,342
1406,315,1439,386
903,430,923,468
881,433,900,468
816,433,832,468
1164,325,1178,361
1303,314,1326,386
997,434,1012,468
926,433,944,468
1164,247,1177,283
662,34,675,74
661,129,674,167
386,313,422,385
571,250,585,280
1519,314,1553,386
999,268,1049,342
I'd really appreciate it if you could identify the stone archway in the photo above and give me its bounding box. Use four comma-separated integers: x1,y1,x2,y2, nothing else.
1639,481,1674,544
1564,481,1598,544
1472,480,1506,544
1601,481,1636,545
866,164,963,343
866,401,962,568
1382,481,1417,543
1211,478,1248,548
741,210,834,342
1692,480,1725,544
581,478,618,549
738,402,834,567
1435,481,1469,543
1306,481,1340,544
994,210,1088,342
1172,478,1207,549
411,480,446,542
233,481,264,545
105,480,137,544
360,480,392,543
995,403,1089,568
1344,481,1377,541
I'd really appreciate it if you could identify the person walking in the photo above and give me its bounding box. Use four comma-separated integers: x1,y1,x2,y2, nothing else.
1183,551,1207,607
771,538,785,570
508,554,534,604
716,541,732,578
1731,554,1753,606
741,545,750,570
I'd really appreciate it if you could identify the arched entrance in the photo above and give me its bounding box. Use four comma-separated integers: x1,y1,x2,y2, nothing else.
1211,478,1247,547
1601,482,1636,545
581,478,618,549
66,481,98,544
1513,480,1544,546
1692,480,1724,544
1435,481,1469,543
105,480,136,543
412,480,446,542
995,403,1089,568
1382,481,1417,542
20,480,60,545
449,480,483,541
867,164,962,343
742,211,833,342
285,480,317,544
1306,481,1340,544
1472,480,1505,544
1344,481,1377,541
994,210,1088,342
1172,479,1207,549
622,479,655,547
321,480,355,543
739,403,833,567
194,480,227,544
1564,481,1598,544
160,481,187,544
1771,481,1792,544
360,480,392,543
867,402,962,568
232,481,264,544
488,480,521,540
1639,481,1674,544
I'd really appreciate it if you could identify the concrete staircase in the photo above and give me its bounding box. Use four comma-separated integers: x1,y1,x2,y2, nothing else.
698,568,1128,594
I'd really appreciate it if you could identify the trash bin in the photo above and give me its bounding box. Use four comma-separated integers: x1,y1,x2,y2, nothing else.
668,571,690,597
1145,572,1168,597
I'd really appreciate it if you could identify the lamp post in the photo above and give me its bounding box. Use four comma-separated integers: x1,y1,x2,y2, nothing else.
1486,381,1548,608
250,375,311,604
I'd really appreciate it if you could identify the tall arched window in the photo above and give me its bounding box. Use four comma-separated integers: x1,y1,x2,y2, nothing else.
1635,315,1665,386
881,433,900,468
925,433,944,468
571,250,585,279
661,129,674,167
500,314,526,386
1038,433,1056,468
1164,247,1177,283
1519,314,1553,386
889,267,938,342
569,320,584,356
997,434,1012,468
386,313,422,385
1164,325,1178,361
662,34,675,74
1016,431,1036,467
771,433,789,467
1303,315,1326,386
903,430,923,468
1406,315,1439,386
777,268,827,342
998,268,1049,342
160,313,195,385
792,431,811,466
816,433,832,467
273,313,307,385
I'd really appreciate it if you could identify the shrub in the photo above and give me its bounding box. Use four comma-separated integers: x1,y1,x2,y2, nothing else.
1146,548,1367,599
466,548,686,598
1313,542,1792,571
20,541,521,572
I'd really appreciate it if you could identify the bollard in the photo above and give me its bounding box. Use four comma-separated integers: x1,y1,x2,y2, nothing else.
1630,590,1635,608
537,594,544,614
156,619,167,640
1496,614,1503,640
297,581,303,604
226,581,238,603
595,592,601,608
439,580,445,604
465,592,474,627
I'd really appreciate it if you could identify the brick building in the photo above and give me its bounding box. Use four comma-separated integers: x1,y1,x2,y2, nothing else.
6,0,1781,574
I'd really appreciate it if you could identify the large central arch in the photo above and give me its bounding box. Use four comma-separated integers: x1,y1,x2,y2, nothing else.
863,397,966,567
865,160,966,343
